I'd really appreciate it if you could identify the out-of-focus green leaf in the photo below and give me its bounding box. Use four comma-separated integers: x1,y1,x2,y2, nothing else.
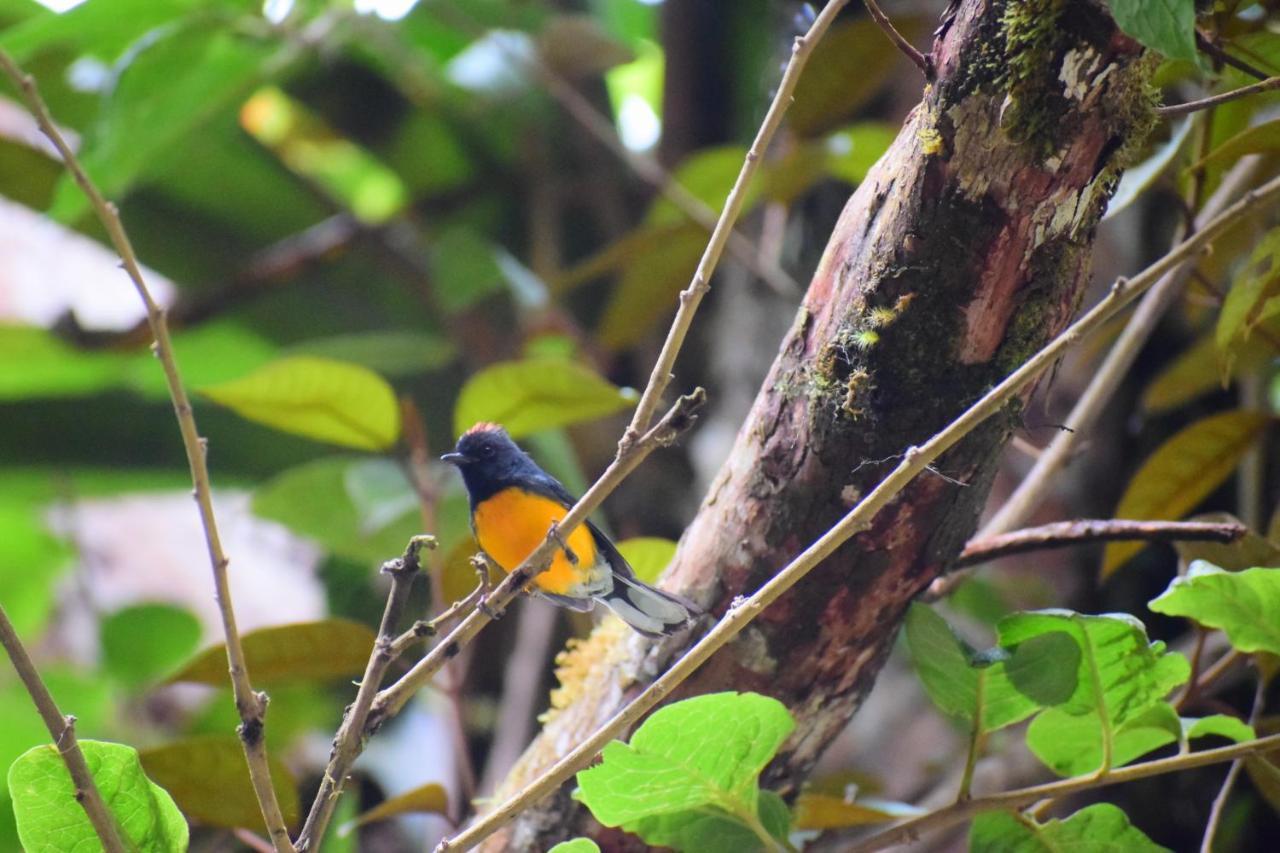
199,356,401,450
50,24,275,223
0,140,60,208
1217,228,1280,366
824,122,897,186
1173,513,1280,571
0,0,198,62
792,793,922,830
0,671,111,802
0,325,128,400
100,604,201,688
597,223,707,350
453,358,635,438
617,538,678,584
1190,118,1280,174
381,111,475,198
130,321,279,398
0,496,72,638
1103,411,1270,575
254,456,424,565
538,14,633,78
343,458,420,537
1105,116,1194,221
646,146,753,228
970,803,1167,852
340,781,448,835
429,225,507,314
551,221,692,296
789,18,910,136
548,841,600,853
9,740,188,853
1109,0,1198,63
1026,701,1181,777
1140,331,1272,414
139,735,299,832
169,619,376,686
576,692,793,851
1151,562,1280,654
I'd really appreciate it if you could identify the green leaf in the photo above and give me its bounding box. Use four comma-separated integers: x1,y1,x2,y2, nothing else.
1189,118,1280,175
824,122,897,186
1109,0,1199,64
970,803,1168,852
905,604,1078,733
430,225,507,314
1141,332,1272,414
200,356,401,451
617,538,678,584
8,740,188,853
100,604,201,688
285,331,456,377
789,18,911,136
453,358,635,438
1183,714,1256,743
575,692,794,851
646,146,755,228
169,619,376,686
340,782,448,835
0,495,72,638
1150,563,1280,655
253,456,427,565
1026,702,1181,777
1103,411,1270,575
1217,228,1280,366
597,224,708,350
548,841,601,853
139,735,299,833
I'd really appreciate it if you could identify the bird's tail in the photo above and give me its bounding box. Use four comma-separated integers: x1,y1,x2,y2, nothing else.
599,574,699,638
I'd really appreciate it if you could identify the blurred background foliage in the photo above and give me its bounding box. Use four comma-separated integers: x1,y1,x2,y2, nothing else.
0,0,1278,849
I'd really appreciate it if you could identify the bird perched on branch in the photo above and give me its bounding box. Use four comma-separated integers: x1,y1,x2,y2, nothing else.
442,422,697,636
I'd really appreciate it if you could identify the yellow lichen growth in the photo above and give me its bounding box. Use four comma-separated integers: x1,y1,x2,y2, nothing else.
542,617,631,723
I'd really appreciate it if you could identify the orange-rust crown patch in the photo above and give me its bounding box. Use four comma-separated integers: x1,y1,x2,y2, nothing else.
463,421,505,437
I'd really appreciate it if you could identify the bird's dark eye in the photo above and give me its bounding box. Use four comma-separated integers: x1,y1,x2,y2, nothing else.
481,444,495,457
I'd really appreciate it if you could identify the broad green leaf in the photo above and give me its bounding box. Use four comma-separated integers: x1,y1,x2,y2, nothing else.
626,790,790,853
340,782,448,834
1189,118,1280,174
169,619,376,686
453,358,635,438
551,222,691,297
789,18,908,136
139,735,299,832
575,692,793,850
905,604,1078,732
1183,714,1256,743
343,458,420,537
792,793,923,830
1103,411,1270,575
0,495,72,638
548,841,600,853
0,325,129,400
617,538,678,584
0,0,198,62
200,356,401,451
429,225,507,314
1217,229,1280,365
0,671,111,800
8,740,188,853
1109,0,1198,63
1026,701,1181,777
1150,563,1280,654
1173,513,1280,571
286,331,456,377
970,803,1167,852
645,146,754,228
100,604,201,688
1104,116,1194,221
1141,332,1271,414
0,138,59,209
253,456,426,565
597,224,708,350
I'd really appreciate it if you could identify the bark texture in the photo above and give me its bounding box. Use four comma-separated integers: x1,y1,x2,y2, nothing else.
490,2,1154,848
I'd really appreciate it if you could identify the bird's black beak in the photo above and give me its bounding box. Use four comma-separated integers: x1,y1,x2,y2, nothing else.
440,452,471,466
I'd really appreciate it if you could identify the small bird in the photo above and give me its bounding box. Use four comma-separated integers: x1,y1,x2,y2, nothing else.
441,422,697,636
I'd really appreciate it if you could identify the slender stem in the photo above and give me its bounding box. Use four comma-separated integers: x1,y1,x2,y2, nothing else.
0,603,128,853
294,537,432,851
957,680,984,801
951,519,1245,569
862,0,931,78
1200,675,1266,853
623,0,854,443
1158,76,1280,117
0,50,296,852
974,157,1263,542
1196,30,1271,82
436,167,1280,853
848,733,1280,853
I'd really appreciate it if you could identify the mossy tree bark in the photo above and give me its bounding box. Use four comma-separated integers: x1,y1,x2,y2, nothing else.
489,1,1154,848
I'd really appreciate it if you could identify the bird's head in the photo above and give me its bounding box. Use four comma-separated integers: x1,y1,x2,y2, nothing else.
441,423,532,498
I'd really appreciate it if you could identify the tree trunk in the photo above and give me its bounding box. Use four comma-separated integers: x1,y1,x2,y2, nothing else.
489,1,1154,848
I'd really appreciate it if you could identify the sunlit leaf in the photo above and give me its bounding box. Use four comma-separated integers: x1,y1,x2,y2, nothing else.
1110,0,1198,63
792,793,922,830
8,740,188,853
1183,714,1256,743
100,604,201,688
200,356,401,450
340,782,448,835
971,803,1166,852
1026,701,1181,777
548,841,600,853
139,735,299,832
1103,411,1270,575
169,619,376,686
1150,562,1280,655
617,538,678,584
453,358,635,438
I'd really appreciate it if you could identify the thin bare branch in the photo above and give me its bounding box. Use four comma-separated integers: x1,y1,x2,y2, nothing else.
435,165,1280,853
1201,675,1266,853
1158,75,1280,117
863,0,932,78
0,603,127,853
0,49,296,853
952,518,1246,568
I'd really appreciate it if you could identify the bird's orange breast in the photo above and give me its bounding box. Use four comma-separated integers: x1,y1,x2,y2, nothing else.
472,487,599,597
